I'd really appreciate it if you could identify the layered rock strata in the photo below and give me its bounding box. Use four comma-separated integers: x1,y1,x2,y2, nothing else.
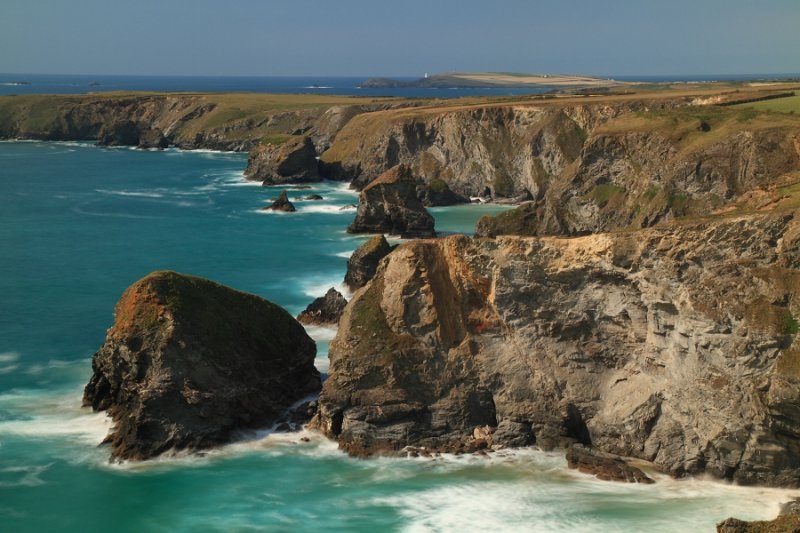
315,212,800,486
84,271,320,460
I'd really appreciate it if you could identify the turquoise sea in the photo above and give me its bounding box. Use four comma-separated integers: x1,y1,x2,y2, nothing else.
0,141,796,532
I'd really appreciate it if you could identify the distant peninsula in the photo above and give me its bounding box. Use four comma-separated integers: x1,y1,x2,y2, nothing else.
359,71,626,89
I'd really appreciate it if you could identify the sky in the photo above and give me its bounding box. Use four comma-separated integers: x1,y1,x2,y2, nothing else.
1,0,798,77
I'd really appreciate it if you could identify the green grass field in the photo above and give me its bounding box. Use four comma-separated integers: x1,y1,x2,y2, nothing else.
734,92,800,114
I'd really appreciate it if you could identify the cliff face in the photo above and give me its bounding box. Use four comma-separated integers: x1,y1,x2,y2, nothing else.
316,212,800,486
320,101,800,236
320,100,681,196
478,110,800,236
84,271,320,460
0,94,412,152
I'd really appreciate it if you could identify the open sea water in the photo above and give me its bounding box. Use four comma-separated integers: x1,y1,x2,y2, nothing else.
0,141,796,532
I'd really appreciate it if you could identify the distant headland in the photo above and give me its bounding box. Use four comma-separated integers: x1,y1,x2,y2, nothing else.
358,71,627,89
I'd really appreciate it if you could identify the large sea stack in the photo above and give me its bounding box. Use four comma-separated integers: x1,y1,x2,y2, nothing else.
83,271,320,460
245,135,320,184
347,165,435,238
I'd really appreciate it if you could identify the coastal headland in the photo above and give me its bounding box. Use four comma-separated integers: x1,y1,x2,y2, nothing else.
5,81,800,512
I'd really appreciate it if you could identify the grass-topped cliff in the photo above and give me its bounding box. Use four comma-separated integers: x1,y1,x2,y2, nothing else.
0,92,421,151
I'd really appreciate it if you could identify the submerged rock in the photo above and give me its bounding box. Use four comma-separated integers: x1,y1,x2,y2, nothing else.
297,288,348,326
347,165,435,238
245,136,319,184
344,235,396,291
83,271,320,460
304,194,324,201
566,445,654,484
262,191,296,212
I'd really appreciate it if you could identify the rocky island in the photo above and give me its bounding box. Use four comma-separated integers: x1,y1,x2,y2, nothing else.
83,271,320,460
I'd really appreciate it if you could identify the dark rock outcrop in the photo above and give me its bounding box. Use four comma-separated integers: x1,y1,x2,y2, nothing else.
315,212,800,486
83,271,320,460
347,165,435,238
262,191,296,212
97,120,141,146
417,178,470,207
245,136,320,184
718,499,800,532
138,127,169,149
297,288,348,326
304,194,323,201
344,235,396,291
566,445,654,484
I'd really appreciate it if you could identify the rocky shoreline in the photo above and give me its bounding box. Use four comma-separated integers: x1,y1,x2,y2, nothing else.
44,85,800,528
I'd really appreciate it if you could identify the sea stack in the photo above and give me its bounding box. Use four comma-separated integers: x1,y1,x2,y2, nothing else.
245,135,320,184
297,288,348,326
262,190,296,212
344,235,396,291
347,165,435,238
83,271,320,460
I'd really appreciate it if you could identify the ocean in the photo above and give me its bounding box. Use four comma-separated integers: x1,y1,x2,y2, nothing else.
0,141,795,532
2,73,798,99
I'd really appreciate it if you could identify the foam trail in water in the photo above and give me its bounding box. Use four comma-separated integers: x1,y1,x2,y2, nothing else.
0,465,52,488
95,188,165,198
0,389,111,446
303,325,338,342
295,204,356,215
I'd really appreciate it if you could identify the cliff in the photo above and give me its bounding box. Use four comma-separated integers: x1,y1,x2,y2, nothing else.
320,96,800,237
84,271,320,460
315,211,800,486
0,93,415,152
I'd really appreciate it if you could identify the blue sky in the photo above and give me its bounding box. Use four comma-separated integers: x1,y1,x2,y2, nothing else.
1,0,798,77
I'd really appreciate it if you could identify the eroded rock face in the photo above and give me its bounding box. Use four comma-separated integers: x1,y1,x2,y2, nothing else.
347,165,435,238
245,136,320,184
316,212,800,486
297,288,348,326
344,235,396,291
83,271,320,460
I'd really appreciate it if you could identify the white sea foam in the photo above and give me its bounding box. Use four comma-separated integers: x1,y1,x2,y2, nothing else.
0,352,19,363
25,358,82,375
303,325,338,342
0,465,52,488
0,390,111,446
296,204,355,215
95,188,165,198
365,450,800,533
334,250,355,258
300,278,350,299
0,365,19,375
72,206,161,219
